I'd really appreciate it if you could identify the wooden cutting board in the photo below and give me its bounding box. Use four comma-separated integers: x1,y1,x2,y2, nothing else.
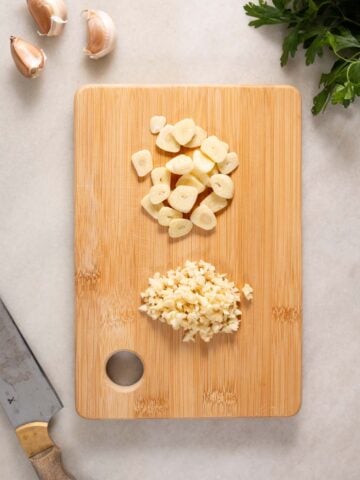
74,85,302,419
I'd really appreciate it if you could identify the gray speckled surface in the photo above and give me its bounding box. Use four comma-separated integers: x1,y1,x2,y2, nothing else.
0,1,359,479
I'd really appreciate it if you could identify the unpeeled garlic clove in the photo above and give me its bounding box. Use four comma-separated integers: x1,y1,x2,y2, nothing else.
83,9,116,60
27,0,68,37
10,36,46,78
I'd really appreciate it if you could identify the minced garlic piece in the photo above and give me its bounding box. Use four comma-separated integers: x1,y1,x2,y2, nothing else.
139,260,241,342
242,283,253,301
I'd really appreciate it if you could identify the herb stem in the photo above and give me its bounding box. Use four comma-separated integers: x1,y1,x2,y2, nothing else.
244,0,360,114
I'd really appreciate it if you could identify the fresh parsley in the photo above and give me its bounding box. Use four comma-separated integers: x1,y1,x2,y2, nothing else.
243,0,360,114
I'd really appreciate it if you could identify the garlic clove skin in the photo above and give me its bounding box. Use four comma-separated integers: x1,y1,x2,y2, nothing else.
46,15,67,37
10,36,46,79
83,9,116,60
27,0,68,37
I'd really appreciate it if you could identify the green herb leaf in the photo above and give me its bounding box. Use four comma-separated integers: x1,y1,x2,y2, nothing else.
244,1,292,27
305,34,326,65
347,61,360,85
244,0,360,115
331,84,347,104
281,28,301,66
326,30,360,54
306,0,318,16
312,88,331,115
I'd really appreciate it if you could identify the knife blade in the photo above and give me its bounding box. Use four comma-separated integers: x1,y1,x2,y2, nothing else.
0,297,75,480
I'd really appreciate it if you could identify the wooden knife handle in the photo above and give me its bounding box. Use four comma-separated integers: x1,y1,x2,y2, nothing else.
30,446,75,480
16,422,75,480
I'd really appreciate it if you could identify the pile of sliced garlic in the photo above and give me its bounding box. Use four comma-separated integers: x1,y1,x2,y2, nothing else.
132,117,239,238
139,260,242,342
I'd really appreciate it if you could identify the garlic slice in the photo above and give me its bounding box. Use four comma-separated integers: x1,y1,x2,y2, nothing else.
193,149,215,173
210,174,234,199
191,167,211,187
201,192,228,213
166,154,193,175
168,186,198,213
156,125,180,153
218,152,239,175
131,149,153,177
141,194,163,219
172,118,196,145
168,219,193,238
176,174,206,193
201,135,229,164
83,9,116,60
190,205,217,231
10,36,46,78
149,184,170,204
27,0,68,37
185,126,207,148
151,167,171,186
158,207,183,227
150,115,166,134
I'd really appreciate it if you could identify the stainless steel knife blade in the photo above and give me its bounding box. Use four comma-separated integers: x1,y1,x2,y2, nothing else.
0,298,62,428
0,298,75,479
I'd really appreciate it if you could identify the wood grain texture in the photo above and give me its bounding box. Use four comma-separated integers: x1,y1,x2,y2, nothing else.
74,85,302,419
30,446,75,480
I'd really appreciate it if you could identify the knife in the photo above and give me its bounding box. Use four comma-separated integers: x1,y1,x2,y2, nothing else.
0,298,75,479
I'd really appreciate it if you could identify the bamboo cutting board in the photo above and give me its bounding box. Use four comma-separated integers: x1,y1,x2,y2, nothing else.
74,85,302,419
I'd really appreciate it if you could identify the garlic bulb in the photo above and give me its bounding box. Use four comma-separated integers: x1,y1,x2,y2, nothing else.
10,36,46,78
27,0,68,37
82,10,116,60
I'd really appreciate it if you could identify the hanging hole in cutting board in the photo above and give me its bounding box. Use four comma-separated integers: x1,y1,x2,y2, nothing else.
105,350,144,392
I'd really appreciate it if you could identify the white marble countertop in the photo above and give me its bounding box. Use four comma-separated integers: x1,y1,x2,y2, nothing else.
0,1,359,479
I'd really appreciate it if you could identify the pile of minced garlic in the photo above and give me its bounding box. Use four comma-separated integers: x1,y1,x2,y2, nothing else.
139,260,246,342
